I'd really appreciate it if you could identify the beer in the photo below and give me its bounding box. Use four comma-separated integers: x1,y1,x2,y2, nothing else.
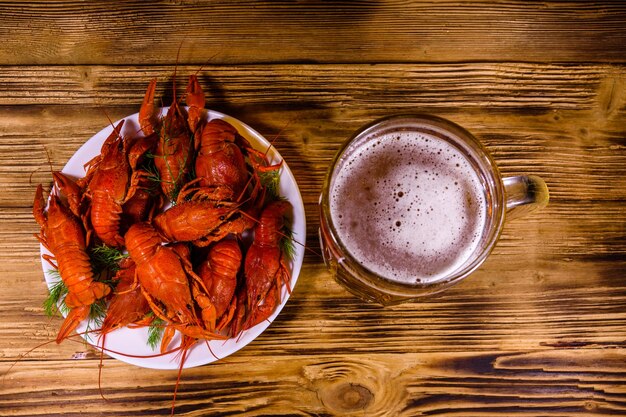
329,130,487,284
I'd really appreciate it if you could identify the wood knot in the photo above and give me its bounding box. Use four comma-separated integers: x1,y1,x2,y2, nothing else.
585,401,598,411
320,382,374,413
595,74,625,119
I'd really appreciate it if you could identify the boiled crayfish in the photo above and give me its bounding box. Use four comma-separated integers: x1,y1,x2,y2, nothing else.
140,78,193,201
244,200,293,329
33,71,295,354
32,71,297,417
34,176,111,343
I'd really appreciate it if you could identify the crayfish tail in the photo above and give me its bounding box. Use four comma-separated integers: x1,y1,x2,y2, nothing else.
91,281,112,300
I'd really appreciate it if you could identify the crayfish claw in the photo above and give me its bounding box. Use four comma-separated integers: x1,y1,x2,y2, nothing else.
56,305,90,344
139,79,158,136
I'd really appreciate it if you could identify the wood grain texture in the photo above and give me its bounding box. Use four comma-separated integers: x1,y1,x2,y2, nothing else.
0,63,625,208
2,350,626,416
0,1,625,65
1,2,626,416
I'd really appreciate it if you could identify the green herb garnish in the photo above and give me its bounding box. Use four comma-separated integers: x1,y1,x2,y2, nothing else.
139,154,163,194
280,224,296,261
145,144,193,204
90,244,127,274
86,299,108,331
43,271,69,317
147,316,166,350
43,271,107,332
259,169,281,201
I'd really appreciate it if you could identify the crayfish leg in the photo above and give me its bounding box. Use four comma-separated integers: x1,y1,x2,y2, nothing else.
279,256,293,296
191,283,217,333
160,326,176,355
244,283,279,331
41,253,58,269
216,296,237,332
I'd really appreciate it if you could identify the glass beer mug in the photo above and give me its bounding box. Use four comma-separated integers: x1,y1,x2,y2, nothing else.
319,114,549,305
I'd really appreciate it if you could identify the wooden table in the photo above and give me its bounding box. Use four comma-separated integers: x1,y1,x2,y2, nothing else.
1,2,625,416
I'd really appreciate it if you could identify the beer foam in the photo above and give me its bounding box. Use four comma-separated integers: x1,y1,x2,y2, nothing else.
329,130,487,284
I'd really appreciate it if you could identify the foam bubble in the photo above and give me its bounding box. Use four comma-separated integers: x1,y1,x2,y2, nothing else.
329,130,487,284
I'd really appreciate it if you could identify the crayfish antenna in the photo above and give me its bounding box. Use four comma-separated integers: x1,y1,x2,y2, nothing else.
3,329,96,384
98,332,109,401
264,117,296,158
236,205,260,225
272,226,321,258
101,109,122,137
3,337,63,382
172,40,184,106
192,50,221,77
85,341,184,359
170,335,194,417
29,145,55,186
203,338,220,361
32,145,57,227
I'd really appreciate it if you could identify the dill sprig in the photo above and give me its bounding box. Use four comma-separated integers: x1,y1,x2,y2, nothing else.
90,244,127,274
187,138,197,181
168,144,194,204
259,169,281,200
144,147,193,205
280,224,296,261
86,299,108,332
42,271,106,333
147,316,166,350
43,270,69,317
139,153,163,194
168,176,183,205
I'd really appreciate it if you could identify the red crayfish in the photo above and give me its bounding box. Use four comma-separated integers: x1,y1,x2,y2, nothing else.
30,70,298,417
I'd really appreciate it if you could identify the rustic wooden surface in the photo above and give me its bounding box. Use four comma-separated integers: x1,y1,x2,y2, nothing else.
1,1,626,416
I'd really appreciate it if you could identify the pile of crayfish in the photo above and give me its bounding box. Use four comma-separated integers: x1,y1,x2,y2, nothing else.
33,74,294,358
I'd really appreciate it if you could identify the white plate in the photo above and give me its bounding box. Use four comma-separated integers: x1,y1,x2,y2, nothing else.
40,108,306,370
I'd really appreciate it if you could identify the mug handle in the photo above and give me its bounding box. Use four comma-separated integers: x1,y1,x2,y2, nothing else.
503,175,550,221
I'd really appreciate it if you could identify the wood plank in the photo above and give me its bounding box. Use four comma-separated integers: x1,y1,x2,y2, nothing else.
2,243,625,360
2,351,626,416
0,63,625,208
0,1,625,65
0,63,620,107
